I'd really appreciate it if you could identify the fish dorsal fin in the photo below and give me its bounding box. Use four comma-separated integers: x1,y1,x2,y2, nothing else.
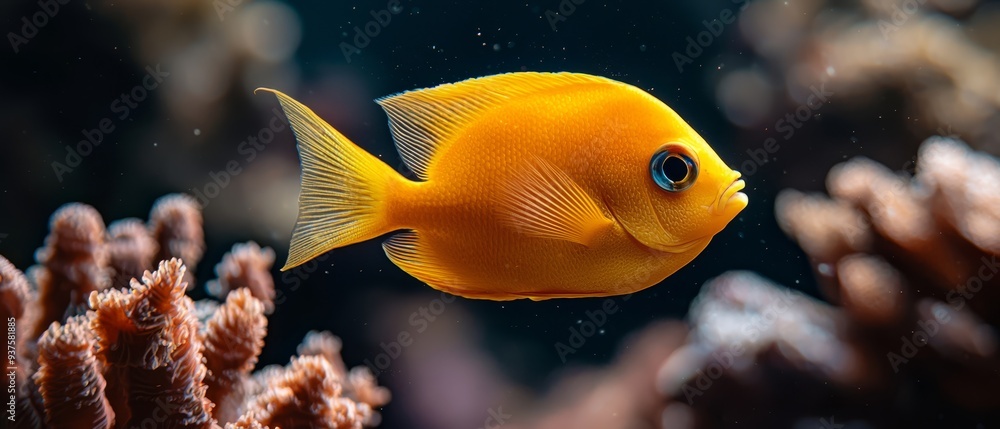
376,72,620,180
497,156,613,246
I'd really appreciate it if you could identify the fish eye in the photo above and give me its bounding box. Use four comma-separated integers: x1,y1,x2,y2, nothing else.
650,146,698,192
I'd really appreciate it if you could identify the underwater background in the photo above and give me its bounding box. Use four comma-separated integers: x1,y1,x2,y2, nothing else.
2,0,1000,428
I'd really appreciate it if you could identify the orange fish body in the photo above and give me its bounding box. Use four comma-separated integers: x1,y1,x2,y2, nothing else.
261,72,747,300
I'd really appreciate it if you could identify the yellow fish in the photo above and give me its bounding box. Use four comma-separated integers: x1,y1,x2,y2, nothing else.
260,72,746,300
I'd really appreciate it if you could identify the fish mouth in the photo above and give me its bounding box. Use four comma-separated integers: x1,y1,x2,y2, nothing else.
712,173,747,216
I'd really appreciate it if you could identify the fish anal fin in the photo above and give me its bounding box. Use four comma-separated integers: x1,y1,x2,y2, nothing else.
383,231,465,293
498,157,613,246
376,72,622,180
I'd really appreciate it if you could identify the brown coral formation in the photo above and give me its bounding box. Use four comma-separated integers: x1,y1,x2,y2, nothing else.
89,258,216,429
206,242,276,313
776,137,1000,405
245,356,376,429
4,195,387,429
34,315,114,429
1,255,34,385
203,288,267,424
295,331,391,414
723,0,1000,152
27,203,110,343
149,194,205,288
106,218,159,290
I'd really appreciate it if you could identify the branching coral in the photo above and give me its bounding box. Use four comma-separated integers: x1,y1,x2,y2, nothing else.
34,315,114,429
90,258,216,428
206,242,276,313
1,255,44,429
27,203,110,343
202,288,267,424
295,331,392,414
245,356,376,429
1,255,34,385
106,218,159,290
149,194,205,288
5,194,388,429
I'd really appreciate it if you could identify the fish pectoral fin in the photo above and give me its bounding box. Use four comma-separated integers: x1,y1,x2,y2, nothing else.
498,157,613,247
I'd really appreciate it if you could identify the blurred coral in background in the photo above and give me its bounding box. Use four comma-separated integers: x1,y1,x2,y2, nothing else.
4,0,1000,428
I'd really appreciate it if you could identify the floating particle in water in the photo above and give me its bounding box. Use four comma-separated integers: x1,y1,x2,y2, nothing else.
389,2,404,13
194,128,201,136
817,263,833,276
493,43,501,51
507,41,515,48
639,44,647,52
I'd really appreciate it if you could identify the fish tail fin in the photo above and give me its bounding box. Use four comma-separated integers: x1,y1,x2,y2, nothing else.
258,88,405,271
